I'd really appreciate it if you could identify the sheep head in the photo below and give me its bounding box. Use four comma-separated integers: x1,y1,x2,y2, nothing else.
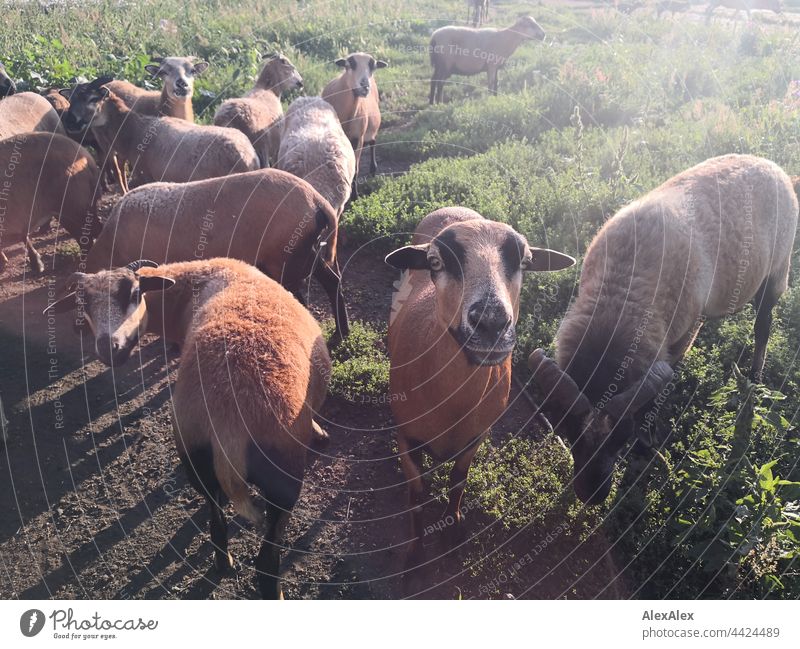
333,52,388,98
529,348,673,504
386,219,574,367
257,53,303,94
59,75,113,134
145,56,208,100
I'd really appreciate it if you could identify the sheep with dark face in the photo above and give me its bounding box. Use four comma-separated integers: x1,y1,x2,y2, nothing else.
0,63,16,97
45,257,331,599
385,207,574,576
529,154,798,505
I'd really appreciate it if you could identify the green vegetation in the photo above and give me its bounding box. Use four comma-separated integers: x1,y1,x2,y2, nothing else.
4,0,799,597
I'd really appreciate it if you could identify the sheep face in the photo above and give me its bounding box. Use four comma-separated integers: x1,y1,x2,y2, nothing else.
512,16,546,41
259,54,303,93
334,52,388,98
145,56,209,100
46,262,174,366
387,221,574,366
60,76,112,135
0,63,15,97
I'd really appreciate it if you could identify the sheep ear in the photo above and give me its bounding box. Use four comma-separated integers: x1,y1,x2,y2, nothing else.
138,276,175,293
58,87,73,100
334,58,348,68
193,61,209,75
376,60,389,69
384,244,429,270
523,247,575,272
43,272,85,314
144,64,163,76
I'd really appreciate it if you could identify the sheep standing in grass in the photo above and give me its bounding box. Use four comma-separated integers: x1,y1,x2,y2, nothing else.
385,207,574,579
429,15,545,104
46,257,331,599
105,56,208,122
0,62,16,97
0,92,65,139
321,52,388,197
0,133,101,274
529,154,798,505
706,0,781,22
214,54,303,168
276,96,356,217
62,77,259,189
468,0,489,27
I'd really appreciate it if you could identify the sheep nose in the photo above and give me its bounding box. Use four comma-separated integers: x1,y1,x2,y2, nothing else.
176,79,188,89
467,303,512,337
96,334,121,363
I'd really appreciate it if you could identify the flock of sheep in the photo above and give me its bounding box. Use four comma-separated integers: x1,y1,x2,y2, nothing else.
0,11,798,599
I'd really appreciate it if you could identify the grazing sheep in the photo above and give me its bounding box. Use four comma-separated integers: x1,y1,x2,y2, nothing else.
0,132,101,274
429,15,545,104
385,207,574,574
0,91,65,139
46,257,331,599
321,52,388,195
276,96,356,217
105,56,209,122
0,62,16,97
468,0,489,27
529,154,798,505
62,77,259,189
85,168,349,342
213,54,303,168
656,0,691,16
706,0,781,21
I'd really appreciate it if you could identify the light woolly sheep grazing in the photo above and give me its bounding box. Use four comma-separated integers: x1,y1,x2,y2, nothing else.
321,52,387,196
276,96,355,217
105,56,209,122
0,62,15,97
63,77,259,188
46,257,331,599
0,133,101,274
0,92,65,139
529,154,798,505
213,54,303,168
85,168,349,342
385,207,574,585
706,0,781,21
429,15,545,103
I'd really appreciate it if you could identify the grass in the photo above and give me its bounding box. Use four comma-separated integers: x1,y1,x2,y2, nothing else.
3,0,800,598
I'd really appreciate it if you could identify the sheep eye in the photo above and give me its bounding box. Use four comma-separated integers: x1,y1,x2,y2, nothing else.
130,288,141,304
429,257,443,271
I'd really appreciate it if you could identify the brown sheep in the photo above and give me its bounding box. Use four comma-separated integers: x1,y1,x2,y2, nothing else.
46,257,331,599
321,52,388,196
385,207,574,579
85,168,349,342
429,16,545,104
529,154,798,505
0,132,101,274
213,54,303,168
62,77,259,190
0,91,65,139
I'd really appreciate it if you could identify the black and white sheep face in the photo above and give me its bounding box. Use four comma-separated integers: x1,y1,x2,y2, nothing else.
335,52,388,98
46,265,175,366
386,221,574,367
513,16,546,41
0,63,15,97
59,77,111,134
262,55,303,93
145,57,208,100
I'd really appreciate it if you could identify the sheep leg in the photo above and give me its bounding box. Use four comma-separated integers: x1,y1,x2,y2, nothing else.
350,137,363,199
668,315,705,364
368,140,378,176
441,439,480,548
113,154,129,195
311,419,330,448
313,260,350,345
256,502,290,599
25,237,45,274
208,487,233,573
487,67,499,95
429,77,438,105
398,435,426,569
750,278,781,383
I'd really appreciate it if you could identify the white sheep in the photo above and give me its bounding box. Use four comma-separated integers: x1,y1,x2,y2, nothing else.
213,54,303,168
429,15,545,103
275,96,356,217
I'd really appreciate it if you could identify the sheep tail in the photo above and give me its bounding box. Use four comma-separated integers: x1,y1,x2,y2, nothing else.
791,175,800,201
315,204,338,266
217,468,265,526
